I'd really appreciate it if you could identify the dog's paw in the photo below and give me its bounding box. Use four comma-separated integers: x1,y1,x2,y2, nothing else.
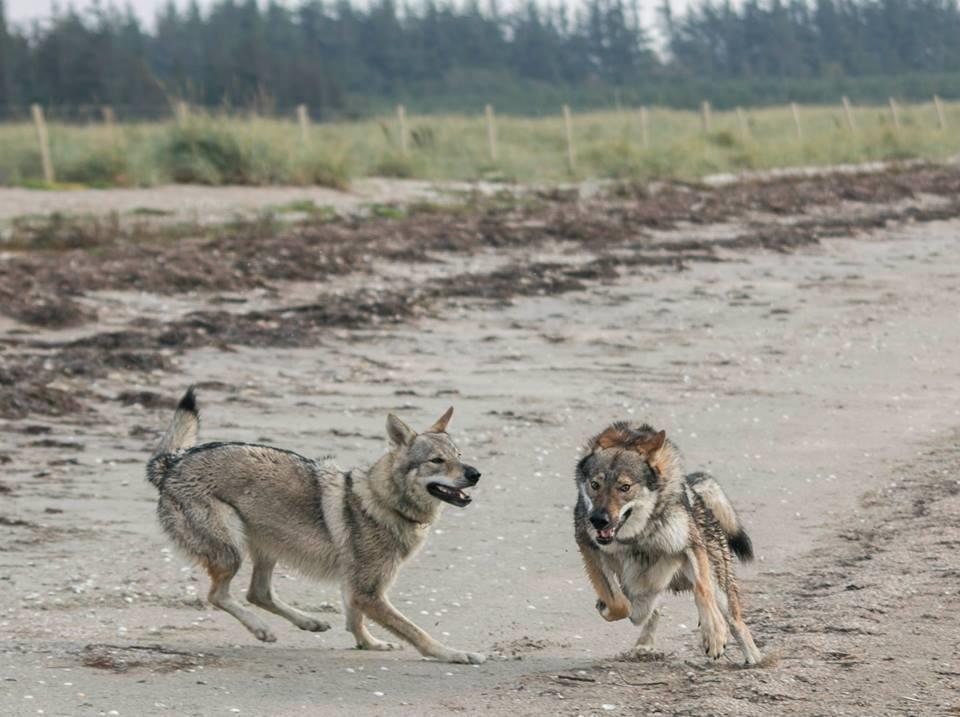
701,623,728,660
445,650,487,665
624,645,665,662
298,618,331,633
633,641,657,654
253,627,278,643
597,598,630,622
359,639,402,651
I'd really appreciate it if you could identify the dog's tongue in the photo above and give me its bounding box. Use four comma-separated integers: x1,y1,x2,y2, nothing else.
598,527,615,540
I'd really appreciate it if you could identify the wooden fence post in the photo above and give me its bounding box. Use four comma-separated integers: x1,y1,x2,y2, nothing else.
888,97,901,131
701,100,712,134
562,104,576,174
101,106,116,148
31,104,55,184
934,95,947,130
397,104,408,156
842,96,857,132
790,102,803,140
639,105,649,149
485,104,498,162
736,106,750,139
297,104,310,145
176,101,189,126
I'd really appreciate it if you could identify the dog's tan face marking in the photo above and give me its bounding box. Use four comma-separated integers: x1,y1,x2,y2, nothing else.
580,443,663,545
585,467,644,542
386,409,480,508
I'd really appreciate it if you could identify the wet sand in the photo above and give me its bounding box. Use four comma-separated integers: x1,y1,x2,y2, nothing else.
1,168,959,716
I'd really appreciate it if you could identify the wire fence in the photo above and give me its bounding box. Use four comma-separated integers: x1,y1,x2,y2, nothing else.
0,95,956,187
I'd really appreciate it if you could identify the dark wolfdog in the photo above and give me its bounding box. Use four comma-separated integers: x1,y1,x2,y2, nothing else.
574,421,762,664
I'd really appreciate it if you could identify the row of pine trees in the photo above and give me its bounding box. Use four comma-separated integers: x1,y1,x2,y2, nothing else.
1,0,960,118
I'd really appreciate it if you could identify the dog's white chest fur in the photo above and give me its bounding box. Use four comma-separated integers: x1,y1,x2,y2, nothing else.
621,552,684,598
616,500,689,554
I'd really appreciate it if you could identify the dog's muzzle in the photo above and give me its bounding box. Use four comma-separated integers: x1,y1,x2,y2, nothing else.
590,511,615,545
427,465,480,508
464,465,481,486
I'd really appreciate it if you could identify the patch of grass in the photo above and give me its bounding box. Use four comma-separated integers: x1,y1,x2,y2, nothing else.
56,148,128,187
8,212,120,250
269,199,338,219
366,203,409,219
708,130,739,148
373,153,421,179
158,121,254,185
5,212,203,251
129,207,174,217
272,199,321,214
290,151,351,190
403,200,476,216
11,179,89,191
0,101,958,188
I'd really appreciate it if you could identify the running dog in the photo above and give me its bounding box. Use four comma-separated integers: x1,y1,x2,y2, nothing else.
574,421,762,664
146,388,485,664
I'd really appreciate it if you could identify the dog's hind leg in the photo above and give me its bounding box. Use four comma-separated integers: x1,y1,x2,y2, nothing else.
158,495,276,642
628,595,661,656
684,545,729,660
637,608,661,647
721,586,763,665
727,616,762,665
246,552,330,633
340,584,400,651
206,559,277,643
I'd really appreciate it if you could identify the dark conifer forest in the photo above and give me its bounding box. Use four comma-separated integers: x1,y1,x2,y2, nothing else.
2,0,960,117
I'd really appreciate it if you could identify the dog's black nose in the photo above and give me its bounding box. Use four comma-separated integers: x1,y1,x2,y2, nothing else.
463,465,481,485
589,511,611,530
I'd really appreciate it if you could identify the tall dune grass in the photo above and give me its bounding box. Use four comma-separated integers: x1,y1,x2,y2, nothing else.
0,101,958,189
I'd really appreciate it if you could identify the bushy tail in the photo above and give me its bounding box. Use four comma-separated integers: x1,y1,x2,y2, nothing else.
686,472,754,562
147,387,199,489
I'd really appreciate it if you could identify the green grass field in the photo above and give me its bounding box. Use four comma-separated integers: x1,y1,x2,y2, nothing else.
1,100,958,189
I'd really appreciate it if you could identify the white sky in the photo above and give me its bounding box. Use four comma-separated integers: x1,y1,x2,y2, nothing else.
6,0,682,33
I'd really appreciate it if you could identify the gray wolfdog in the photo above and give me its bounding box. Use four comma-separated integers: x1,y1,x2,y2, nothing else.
146,388,486,664
574,421,762,664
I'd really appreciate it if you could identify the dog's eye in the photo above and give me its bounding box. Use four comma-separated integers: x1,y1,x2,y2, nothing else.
618,484,631,493
429,457,445,465
589,480,600,491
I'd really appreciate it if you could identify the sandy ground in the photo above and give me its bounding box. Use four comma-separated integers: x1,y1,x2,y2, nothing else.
0,158,936,224
0,179,497,224
1,170,960,716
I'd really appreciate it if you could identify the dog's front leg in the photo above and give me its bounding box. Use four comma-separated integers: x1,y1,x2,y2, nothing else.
352,591,486,664
341,584,400,652
685,545,728,660
578,541,630,621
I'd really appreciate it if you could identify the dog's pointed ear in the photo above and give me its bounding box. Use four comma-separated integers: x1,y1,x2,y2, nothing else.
386,414,416,447
595,426,628,449
429,406,454,433
634,430,666,456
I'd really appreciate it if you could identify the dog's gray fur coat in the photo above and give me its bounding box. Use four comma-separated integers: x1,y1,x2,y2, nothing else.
147,388,485,664
573,421,763,664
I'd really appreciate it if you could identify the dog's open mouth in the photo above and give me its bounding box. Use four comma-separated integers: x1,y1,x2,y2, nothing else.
595,527,615,545
596,509,632,545
427,483,472,507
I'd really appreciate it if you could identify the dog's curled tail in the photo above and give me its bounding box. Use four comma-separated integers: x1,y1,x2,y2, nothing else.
686,471,754,562
147,387,199,489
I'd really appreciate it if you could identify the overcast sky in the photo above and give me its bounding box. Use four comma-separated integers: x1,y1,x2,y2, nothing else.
7,0,209,26
6,0,679,32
